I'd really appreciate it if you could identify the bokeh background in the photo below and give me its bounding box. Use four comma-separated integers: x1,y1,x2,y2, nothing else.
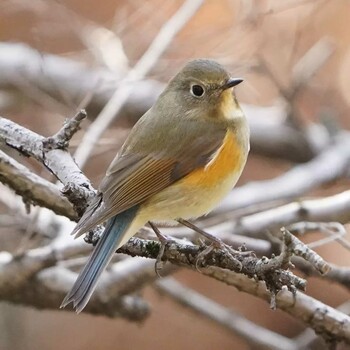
0,0,350,349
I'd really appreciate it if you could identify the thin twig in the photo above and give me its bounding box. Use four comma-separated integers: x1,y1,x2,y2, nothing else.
288,221,350,250
45,109,87,150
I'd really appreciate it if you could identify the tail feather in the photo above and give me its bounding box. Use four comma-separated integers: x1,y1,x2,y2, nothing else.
71,195,103,238
61,206,139,313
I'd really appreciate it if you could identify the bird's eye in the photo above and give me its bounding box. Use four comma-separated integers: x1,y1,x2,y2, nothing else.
190,84,205,97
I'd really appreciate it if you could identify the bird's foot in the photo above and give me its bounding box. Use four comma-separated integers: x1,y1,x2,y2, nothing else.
178,218,254,271
148,221,174,277
195,240,254,271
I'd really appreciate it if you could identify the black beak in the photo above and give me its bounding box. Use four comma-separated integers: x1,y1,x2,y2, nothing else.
222,78,243,90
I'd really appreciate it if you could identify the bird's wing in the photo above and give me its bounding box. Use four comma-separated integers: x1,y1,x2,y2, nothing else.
72,118,226,237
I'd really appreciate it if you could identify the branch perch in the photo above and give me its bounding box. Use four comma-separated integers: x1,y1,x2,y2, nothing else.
0,114,94,216
116,236,307,296
0,150,75,219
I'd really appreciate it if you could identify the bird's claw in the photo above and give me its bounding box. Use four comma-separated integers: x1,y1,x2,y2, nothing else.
178,219,255,270
195,239,255,272
154,234,174,277
148,221,174,277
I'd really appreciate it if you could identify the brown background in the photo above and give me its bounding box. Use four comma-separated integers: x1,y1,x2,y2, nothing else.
0,1,349,349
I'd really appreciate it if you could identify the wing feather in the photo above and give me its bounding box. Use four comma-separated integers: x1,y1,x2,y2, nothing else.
72,115,227,237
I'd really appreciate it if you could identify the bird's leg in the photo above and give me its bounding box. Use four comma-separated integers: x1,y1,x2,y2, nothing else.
148,221,174,277
177,218,254,270
178,218,233,247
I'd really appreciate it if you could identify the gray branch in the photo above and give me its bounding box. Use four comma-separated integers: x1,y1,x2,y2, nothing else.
0,115,94,216
0,150,75,219
155,277,298,350
203,266,350,345
24,266,150,321
116,237,307,295
0,238,148,320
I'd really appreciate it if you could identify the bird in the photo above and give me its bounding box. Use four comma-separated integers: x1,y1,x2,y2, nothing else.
61,59,250,312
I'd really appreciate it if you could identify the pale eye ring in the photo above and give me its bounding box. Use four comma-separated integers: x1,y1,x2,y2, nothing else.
190,84,205,98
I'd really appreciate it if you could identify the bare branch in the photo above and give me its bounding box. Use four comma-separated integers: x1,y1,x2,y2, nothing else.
45,109,87,150
281,228,330,275
97,258,176,300
295,259,350,290
0,115,95,215
203,267,350,345
0,150,75,219
156,277,299,350
0,234,149,319
116,237,307,295
294,300,350,349
248,118,315,162
288,221,350,250
21,266,150,320
159,224,272,256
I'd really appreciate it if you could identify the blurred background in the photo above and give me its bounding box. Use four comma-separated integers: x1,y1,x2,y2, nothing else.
0,0,350,349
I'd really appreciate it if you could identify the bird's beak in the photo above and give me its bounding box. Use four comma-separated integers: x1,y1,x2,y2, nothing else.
221,78,243,90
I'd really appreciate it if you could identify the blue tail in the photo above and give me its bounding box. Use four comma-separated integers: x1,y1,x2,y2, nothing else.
61,206,139,313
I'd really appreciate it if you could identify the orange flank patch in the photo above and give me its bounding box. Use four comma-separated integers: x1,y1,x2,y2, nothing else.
182,130,243,188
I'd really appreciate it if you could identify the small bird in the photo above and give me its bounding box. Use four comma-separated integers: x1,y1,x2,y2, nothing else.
61,59,250,312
